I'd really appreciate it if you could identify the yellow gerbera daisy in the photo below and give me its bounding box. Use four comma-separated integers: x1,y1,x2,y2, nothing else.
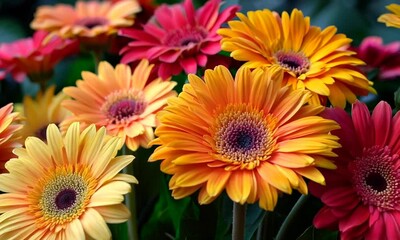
149,65,341,211
378,4,400,28
0,122,137,239
0,103,22,173
30,0,141,48
62,60,177,151
218,8,376,108
18,86,71,142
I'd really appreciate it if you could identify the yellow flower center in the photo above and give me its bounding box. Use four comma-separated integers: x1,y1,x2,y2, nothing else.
101,89,147,125
28,164,97,230
274,50,310,76
212,104,277,170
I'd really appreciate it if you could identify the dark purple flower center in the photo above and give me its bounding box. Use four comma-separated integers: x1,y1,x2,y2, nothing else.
108,99,146,122
163,27,208,47
350,146,400,210
35,126,48,141
55,189,77,210
274,51,310,75
366,172,387,192
75,17,108,29
234,131,254,151
213,105,277,168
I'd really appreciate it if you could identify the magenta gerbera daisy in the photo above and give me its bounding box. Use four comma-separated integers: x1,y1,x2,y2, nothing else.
309,101,400,240
119,0,239,79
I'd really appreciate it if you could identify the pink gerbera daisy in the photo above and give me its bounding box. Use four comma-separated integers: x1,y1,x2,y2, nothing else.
119,0,239,79
309,101,400,240
0,31,78,83
352,36,400,80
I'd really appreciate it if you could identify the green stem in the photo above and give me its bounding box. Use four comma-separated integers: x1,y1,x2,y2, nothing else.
91,50,103,73
122,146,139,240
232,202,246,240
275,194,310,240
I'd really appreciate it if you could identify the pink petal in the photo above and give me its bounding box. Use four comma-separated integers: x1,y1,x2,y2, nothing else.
379,66,400,80
383,212,400,240
366,213,386,240
389,110,400,152
352,101,374,148
209,5,240,33
201,41,221,55
321,187,358,208
313,207,339,229
338,205,369,232
321,107,362,157
371,101,392,146
196,54,207,66
183,0,196,25
197,0,219,28
180,57,197,74
159,50,182,63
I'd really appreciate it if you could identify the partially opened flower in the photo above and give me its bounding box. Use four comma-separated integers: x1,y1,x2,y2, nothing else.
309,101,400,239
218,9,376,108
31,0,141,50
119,0,239,79
353,36,400,80
0,30,78,83
0,122,137,239
378,4,400,28
149,65,340,210
62,60,177,151
0,103,22,173
17,86,71,142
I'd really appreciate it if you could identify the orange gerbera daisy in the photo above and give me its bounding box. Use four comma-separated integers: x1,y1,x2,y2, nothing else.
17,86,71,142
62,60,176,151
30,0,141,49
378,4,400,28
149,65,340,210
0,122,137,239
218,9,376,108
0,103,22,173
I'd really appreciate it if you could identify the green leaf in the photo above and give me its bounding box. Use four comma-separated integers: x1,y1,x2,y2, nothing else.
109,221,130,240
140,175,199,239
297,226,338,240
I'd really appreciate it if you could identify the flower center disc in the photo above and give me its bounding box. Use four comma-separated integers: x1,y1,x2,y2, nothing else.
274,50,310,76
212,104,277,170
55,189,77,210
102,90,147,124
163,27,207,47
75,17,109,29
350,146,400,210
29,165,97,228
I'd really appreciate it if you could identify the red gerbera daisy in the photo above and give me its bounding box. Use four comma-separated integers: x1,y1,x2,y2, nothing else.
119,0,239,79
309,101,400,240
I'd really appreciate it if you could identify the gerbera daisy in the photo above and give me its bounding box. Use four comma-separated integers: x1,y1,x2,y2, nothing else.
309,101,400,240
352,36,400,80
149,65,341,210
62,60,177,151
30,0,141,50
119,0,239,79
0,30,78,83
0,122,137,239
218,8,376,108
0,103,22,173
378,4,400,28
18,86,71,142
